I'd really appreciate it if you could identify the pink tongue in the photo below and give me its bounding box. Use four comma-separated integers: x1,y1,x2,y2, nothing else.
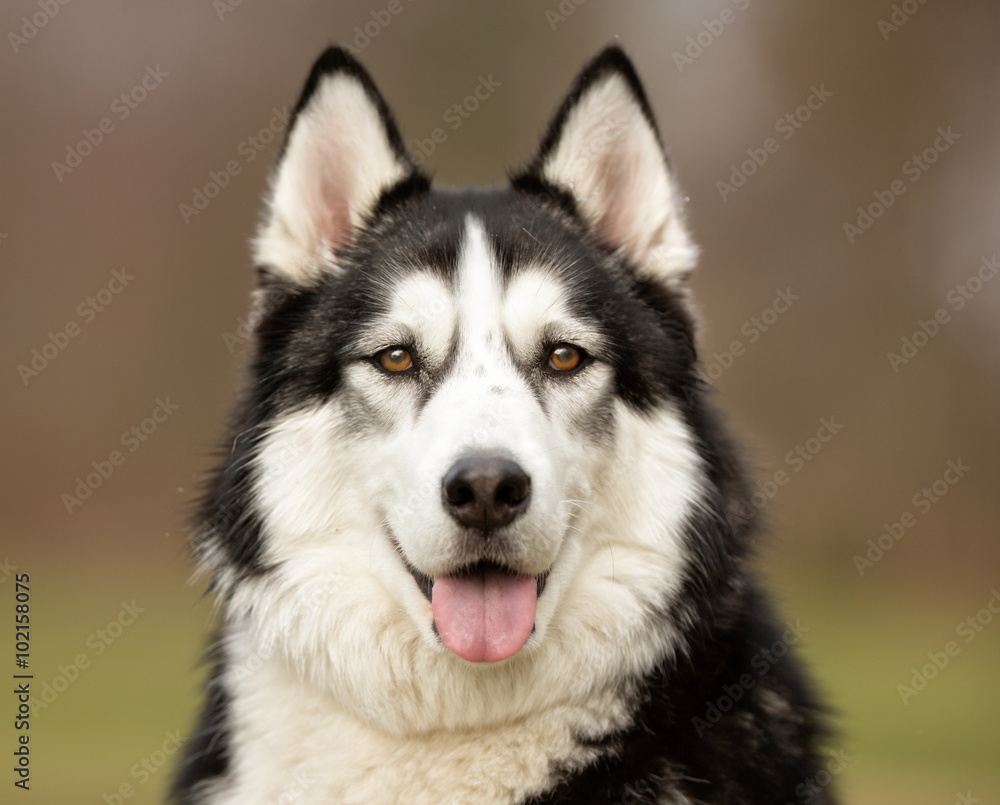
432,566,537,663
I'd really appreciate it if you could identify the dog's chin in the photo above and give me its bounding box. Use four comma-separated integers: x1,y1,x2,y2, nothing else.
394,543,551,664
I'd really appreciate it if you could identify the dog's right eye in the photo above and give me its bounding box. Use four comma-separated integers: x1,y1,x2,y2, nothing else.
547,343,585,373
375,346,414,373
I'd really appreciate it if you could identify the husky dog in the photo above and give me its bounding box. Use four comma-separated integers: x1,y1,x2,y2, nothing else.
172,46,836,804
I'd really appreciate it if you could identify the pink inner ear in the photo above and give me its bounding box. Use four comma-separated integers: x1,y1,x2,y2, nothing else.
596,191,632,250
593,155,639,252
326,198,353,251
316,162,355,252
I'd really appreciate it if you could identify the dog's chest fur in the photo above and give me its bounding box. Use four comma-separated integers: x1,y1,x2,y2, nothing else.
209,629,631,805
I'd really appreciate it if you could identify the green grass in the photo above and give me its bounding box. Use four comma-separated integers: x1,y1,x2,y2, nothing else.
774,572,1000,804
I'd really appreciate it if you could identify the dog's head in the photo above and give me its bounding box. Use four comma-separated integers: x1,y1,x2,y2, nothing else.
199,47,736,731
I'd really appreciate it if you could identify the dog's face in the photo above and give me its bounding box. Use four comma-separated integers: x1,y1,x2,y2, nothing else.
202,48,715,731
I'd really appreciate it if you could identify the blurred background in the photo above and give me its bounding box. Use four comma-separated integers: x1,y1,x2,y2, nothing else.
2,1,998,802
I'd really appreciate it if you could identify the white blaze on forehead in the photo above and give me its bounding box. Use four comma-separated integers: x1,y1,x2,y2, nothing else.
456,217,504,351
456,221,601,365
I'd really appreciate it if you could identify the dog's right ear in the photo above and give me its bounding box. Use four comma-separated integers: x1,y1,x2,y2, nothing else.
254,47,425,287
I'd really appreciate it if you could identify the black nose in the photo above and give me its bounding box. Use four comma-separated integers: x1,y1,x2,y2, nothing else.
442,457,531,532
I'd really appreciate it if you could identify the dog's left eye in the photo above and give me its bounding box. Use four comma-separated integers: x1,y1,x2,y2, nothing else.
376,346,414,373
547,343,585,373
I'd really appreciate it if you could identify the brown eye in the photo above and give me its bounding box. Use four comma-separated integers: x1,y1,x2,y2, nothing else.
377,346,413,372
548,343,583,372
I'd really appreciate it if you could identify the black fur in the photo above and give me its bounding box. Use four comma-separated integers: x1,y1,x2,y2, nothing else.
169,643,231,804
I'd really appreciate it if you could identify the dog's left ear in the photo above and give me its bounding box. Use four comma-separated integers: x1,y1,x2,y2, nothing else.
514,47,696,285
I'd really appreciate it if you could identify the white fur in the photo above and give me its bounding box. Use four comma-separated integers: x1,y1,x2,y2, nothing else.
540,72,698,285
206,217,708,803
255,73,409,285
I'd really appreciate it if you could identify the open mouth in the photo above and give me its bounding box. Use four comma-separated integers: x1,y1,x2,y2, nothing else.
398,552,549,664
